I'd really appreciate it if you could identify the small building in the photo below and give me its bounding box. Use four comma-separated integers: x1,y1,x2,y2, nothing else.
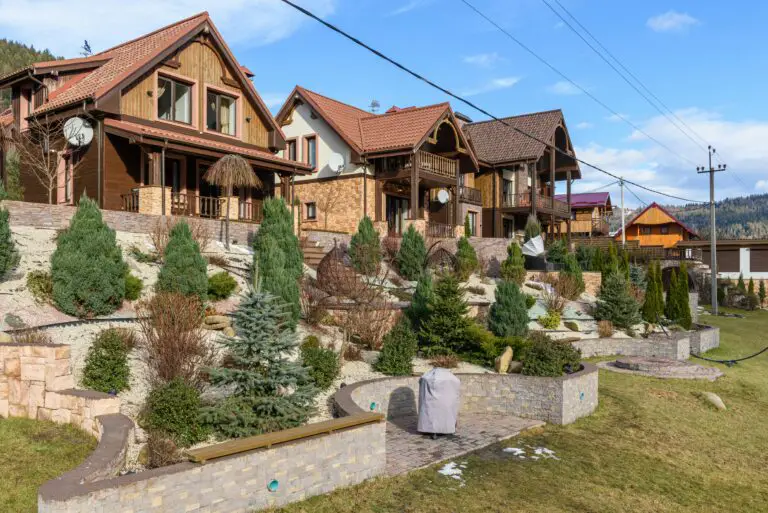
554,191,612,238
677,239,768,282
614,202,698,248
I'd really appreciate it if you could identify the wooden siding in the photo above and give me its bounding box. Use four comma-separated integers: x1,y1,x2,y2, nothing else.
616,223,688,248
121,72,155,120
751,248,768,272
73,137,100,206
632,205,676,225
475,171,494,209
102,134,141,211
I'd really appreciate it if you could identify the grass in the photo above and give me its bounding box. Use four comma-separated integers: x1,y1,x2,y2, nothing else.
0,417,96,512
279,308,768,513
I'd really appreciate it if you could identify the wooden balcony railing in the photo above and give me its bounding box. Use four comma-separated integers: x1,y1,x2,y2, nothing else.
458,186,482,204
121,190,139,213
426,221,454,239
501,192,570,216
239,201,264,223
628,247,703,263
171,193,223,219
415,150,457,179
592,218,609,235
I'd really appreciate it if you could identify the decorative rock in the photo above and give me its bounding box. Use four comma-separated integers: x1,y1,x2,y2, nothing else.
0,332,12,343
526,282,544,291
203,322,229,331
494,346,513,374
507,361,523,374
699,391,726,411
223,327,236,337
204,315,231,327
564,321,580,332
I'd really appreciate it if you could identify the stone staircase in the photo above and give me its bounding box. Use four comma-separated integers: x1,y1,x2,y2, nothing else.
301,238,328,268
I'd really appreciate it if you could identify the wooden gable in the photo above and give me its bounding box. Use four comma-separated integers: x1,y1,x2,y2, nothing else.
632,205,677,226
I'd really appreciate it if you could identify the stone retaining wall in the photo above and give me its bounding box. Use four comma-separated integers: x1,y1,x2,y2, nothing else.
3,200,259,244
572,326,720,360
526,271,602,296
689,324,720,354
334,364,599,426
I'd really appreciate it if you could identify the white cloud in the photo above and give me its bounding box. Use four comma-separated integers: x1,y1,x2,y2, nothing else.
606,113,630,123
463,52,502,69
0,0,337,56
647,11,699,33
462,77,520,97
575,122,593,130
757,180,768,192
388,0,430,16
547,81,582,96
259,92,288,111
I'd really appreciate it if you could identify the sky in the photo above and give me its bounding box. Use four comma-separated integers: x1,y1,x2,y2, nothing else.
2,0,766,209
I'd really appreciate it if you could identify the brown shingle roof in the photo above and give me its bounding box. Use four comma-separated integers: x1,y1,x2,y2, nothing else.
462,110,564,164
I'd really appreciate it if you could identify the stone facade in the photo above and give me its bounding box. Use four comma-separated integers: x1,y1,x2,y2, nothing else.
573,334,692,361
4,200,259,244
336,365,599,426
525,271,602,296
293,175,375,235
39,420,386,513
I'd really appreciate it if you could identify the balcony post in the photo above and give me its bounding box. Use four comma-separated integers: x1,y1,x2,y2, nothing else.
566,170,572,245
530,163,537,218
456,169,462,230
550,147,555,237
410,152,420,220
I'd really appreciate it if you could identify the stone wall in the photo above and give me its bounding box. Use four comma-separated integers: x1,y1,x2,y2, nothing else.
294,175,370,235
526,271,602,296
335,364,599,426
305,229,352,252
39,419,386,513
573,334,691,360
3,200,259,244
689,324,720,354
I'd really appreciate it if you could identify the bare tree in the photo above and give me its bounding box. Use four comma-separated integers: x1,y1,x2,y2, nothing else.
315,180,343,230
12,116,83,204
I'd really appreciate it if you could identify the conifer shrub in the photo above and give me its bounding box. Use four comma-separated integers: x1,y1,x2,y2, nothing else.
522,333,582,377
759,280,766,307
252,198,303,329
51,198,128,317
641,262,663,323
455,237,479,281
81,328,132,394
488,280,529,338
748,277,755,296
155,221,208,302
0,207,19,280
418,273,471,355
538,310,561,329
560,253,585,298
665,270,682,322
397,225,427,281
349,216,381,275
407,271,433,332
301,335,321,350
524,215,541,242
207,271,237,300
300,345,340,390
546,239,567,264
525,294,536,309
737,273,746,294
374,318,418,376
595,272,641,330
26,270,53,303
124,273,143,301
2,149,24,201
464,213,472,237
202,289,316,439
500,242,526,285
675,262,693,329
141,377,208,448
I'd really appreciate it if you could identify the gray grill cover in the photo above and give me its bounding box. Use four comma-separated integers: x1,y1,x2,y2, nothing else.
417,368,461,434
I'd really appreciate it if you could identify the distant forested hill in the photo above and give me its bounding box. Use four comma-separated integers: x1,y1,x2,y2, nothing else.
609,193,768,239
0,40,60,109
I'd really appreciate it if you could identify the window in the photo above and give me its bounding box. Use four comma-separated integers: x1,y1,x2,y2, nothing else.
305,135,317,169
306,202,317,220
207,90,237,135
286,139,297,161
641,226,652,235
660,225,670,234
157,77,191,124
467,212,477,237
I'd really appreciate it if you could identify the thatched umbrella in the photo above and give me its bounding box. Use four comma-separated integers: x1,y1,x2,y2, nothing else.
203,154,260,249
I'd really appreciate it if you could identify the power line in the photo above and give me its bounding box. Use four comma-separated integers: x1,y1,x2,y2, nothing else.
623,182,648,207
278,0,706,204
581,180,618,193
458,0,697,167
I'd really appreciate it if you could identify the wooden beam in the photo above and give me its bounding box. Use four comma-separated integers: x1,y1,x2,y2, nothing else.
410,153,420,219
550,147,556,237
375,177,382,222
566,170,572,246
530,163,537,218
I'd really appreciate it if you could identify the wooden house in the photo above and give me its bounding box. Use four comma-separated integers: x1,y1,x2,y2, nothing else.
0,13,309,221
614,202,698,248
555,191,612,237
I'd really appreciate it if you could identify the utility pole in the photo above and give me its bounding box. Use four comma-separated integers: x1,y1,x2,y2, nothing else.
620,178,626,246
697,146,726,315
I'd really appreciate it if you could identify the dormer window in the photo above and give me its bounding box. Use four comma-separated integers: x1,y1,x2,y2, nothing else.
207,90,237,136
157,76,191,124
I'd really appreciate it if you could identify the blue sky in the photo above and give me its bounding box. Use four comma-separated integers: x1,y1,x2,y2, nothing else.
2,0,765,208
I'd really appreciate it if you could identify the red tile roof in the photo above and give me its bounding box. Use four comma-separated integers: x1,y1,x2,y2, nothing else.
295,87,370,151
554,192,611,208
103,119,310,172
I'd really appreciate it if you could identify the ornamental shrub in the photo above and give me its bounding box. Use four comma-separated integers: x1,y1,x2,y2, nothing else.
0,207,19,280
641,262,663,323
2,149,24,201
464,213,472,237
81,328,132,394
156,221,208,302
349,216,381,275
26,270,53,303
525,294,536,309
207,271,237,300
759,280,766,306
418,273,471,355
301,335,321,350
488,281,529,338
455,237,479,281
748,277,755,296
538,310,561,330
595,272,641,330
737,273,746,294
374,318,418,376
407,271,433,332
665,269,682,322
546,238,567,264
560,253,585,298
51,197,127,317
524,215,541,242
675,262,693,329
500,242,526,285
124,273,143,301
522,332,582,377
142,377,208,448
300,345,340,390
397,225,427,281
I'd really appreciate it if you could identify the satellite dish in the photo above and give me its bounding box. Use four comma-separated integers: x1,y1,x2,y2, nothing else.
328,153,345,174
63,117,94,147
437,189,450,204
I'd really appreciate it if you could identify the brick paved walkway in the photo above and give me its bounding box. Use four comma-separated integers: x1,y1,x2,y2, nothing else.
385,413,544,475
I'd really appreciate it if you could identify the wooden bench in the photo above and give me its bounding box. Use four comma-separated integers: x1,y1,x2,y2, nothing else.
186,412,385,464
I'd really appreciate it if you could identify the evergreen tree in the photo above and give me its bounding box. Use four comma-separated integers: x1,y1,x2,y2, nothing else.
665,269,681,321
737,273,747,294
759,280,766,307
602,244,620,282
2,150,24,200
748,277,755,296
156,221,208,302
488,280,529,338
252,198,303,328
51,197,127,317
464,213,472,237
202,288,317,438
455,236,479,281
676,262,692,329
374,318,418,376
349,216,381,275
407,271,433,332
595,272,640,330
641,262,663,323
524,215,541,242
654,261,665,313
0,207,19,280
500,242,526,285
419,273,471,355
560,253,585,297
546,238,567,264
396,224,427,281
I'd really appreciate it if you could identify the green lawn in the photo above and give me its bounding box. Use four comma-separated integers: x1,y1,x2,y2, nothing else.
0,417,96,512
279,309,768,513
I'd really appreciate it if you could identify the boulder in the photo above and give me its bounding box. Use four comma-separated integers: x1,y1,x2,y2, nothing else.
494,346,514,374
203,323,229,331
204,315,231,327
699,391,726,411
508,361,523,374
223,327,236,337
564,321,580,332
0,332,13,344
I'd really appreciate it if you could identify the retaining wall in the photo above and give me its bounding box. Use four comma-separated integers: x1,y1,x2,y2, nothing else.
689,324,720,354
334,364,599,426
572,325,720,360
3,200,259,244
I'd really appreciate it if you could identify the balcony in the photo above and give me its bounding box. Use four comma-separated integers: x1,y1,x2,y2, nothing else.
458,186,482,205
426,221,454,239
570,218,609,235
120,187,262,223
501,192,570,217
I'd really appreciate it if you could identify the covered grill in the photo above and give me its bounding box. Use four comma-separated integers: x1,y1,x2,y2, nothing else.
417,368,461,436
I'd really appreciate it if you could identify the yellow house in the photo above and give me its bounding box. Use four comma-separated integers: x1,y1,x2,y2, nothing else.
614,202,698,248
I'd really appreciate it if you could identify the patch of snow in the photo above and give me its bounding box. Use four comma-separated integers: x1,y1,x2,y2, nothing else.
438,461,465,484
